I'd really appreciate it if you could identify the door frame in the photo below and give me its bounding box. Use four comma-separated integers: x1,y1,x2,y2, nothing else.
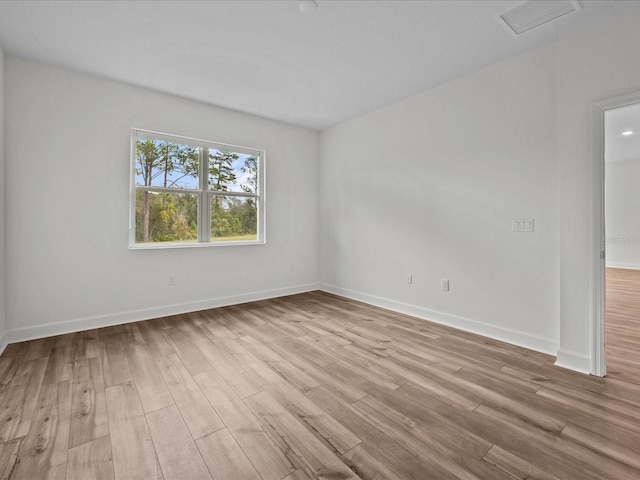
590,91,640,377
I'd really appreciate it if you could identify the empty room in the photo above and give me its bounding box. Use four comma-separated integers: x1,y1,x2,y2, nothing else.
1,0,640,479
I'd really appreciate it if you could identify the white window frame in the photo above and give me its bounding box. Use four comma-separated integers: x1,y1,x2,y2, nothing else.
129,128,266,249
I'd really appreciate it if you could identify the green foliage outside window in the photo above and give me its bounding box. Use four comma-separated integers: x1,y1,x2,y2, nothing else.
210,196,257,241
135,191,198,243
134,135,260,245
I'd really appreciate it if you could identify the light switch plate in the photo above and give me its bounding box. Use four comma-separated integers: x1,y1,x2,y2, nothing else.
512,219,534,232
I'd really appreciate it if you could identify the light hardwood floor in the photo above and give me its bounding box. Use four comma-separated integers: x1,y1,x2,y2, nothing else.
1,286,639,479
606,268,640,391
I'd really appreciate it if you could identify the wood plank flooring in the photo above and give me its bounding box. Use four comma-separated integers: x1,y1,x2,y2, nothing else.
606,268,640,387
0,287,639,479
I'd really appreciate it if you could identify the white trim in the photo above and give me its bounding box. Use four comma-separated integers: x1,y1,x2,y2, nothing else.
320,283,558,356
591,98,607,378
6,283,319,344
129,128,265,248
0,331,7,356
605,262,640,271
129,239,266,250
590,91,640,377
129,132,138,244
132,129,261,157
555,348,591,375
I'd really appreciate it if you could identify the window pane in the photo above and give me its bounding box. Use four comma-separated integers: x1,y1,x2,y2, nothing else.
136,138,199,189
136,191,198,243
209,149,258,194
210,196,258,242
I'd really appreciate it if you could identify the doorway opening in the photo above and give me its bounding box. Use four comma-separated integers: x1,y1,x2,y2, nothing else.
592,93,640,377
603,103,640,382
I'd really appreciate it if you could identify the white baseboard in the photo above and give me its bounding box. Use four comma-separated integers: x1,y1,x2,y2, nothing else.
555,349,591,374
0,331,7,356
606,262,640,270
7,283,319,344
6,281,565,370
320,283,558,356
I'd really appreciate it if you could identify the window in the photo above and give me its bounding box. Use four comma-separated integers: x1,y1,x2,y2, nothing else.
129,129,264,248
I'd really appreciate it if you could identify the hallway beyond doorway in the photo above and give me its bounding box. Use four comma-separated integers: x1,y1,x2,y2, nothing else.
606,267,640,389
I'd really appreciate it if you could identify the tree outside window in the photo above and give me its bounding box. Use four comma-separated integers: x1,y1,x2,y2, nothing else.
130,130,264,248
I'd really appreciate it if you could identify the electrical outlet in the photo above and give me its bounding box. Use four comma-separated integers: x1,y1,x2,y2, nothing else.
441,279,450,291
406,274,413,285
168,275,176,287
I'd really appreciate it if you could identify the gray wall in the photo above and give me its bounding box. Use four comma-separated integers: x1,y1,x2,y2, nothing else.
606,158,640,269
320,43,559,355
320,5,640,372
5,56,319,341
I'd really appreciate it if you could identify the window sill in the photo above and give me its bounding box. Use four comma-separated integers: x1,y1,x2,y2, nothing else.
129,240,265,250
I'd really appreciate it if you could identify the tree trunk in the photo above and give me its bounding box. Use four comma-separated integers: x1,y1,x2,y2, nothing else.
143,190,151,242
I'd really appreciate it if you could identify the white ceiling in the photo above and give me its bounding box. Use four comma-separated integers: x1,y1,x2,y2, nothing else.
0,0,634,130
605,102,640,163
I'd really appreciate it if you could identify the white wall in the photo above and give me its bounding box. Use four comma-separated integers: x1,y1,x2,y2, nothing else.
320,44,560,355
5,6,640,374
320,4,640,372
605,158,640,270
0,46,6,352
5,56,319,342
556,6,640,372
